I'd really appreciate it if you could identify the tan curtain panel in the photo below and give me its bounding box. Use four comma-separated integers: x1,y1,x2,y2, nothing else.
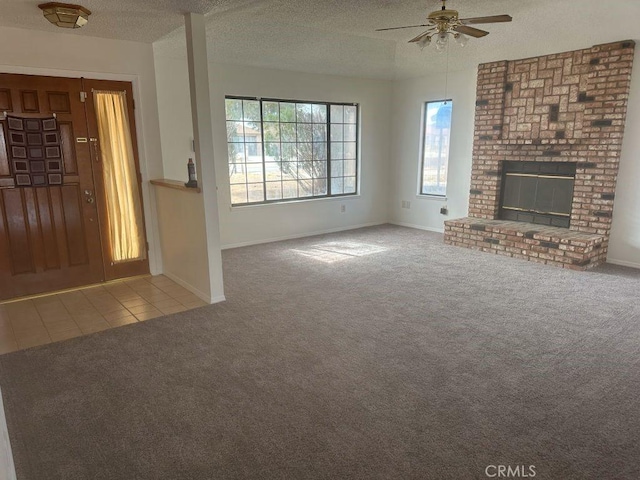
93,90,146,263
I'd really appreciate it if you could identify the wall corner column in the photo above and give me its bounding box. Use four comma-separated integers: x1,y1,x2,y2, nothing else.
184,12,225,303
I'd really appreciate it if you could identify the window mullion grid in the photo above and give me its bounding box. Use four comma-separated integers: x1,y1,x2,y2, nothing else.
354,104,359,194
327,103,332,197
241,100,249,204
258,100,267,202
278,101,283,201
295,105,300,199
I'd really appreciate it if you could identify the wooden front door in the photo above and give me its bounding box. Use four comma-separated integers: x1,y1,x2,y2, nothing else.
0,73,148,301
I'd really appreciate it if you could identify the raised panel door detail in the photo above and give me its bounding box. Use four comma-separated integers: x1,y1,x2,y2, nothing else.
60,185,89,267
47,91,71,113
0,89,12,111
58,121,78,175
35,187,61,270
1,188,35,275
20,90,40,113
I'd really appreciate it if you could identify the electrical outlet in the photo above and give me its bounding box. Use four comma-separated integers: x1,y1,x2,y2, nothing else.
401,200,411,209
440,206,449,215
340,204,346,213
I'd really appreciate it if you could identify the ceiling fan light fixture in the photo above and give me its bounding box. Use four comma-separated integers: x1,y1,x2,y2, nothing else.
435,32,449,52
377,0,511,52
417,36,432,50
454,33,468,47
38,2,91,29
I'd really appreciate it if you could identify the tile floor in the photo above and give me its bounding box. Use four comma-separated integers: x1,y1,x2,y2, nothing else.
0,275,207,355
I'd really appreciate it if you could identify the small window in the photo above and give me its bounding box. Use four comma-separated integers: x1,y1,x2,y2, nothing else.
420,100,452,197
225,97,359,205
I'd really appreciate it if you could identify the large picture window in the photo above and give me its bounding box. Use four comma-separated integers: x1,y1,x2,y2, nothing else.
225,97,359,205
420,100,452,197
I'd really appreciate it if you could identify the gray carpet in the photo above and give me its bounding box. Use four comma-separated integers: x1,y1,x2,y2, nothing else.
1,224,640,479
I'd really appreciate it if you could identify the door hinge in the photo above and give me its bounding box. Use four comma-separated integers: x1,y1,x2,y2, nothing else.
132,98,135,110
146,241,150,251
80,91,87,103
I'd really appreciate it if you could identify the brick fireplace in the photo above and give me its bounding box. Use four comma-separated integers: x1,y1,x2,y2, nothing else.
444,41,635,270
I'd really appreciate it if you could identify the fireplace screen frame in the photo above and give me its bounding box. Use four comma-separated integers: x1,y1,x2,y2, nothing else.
498,161,577,228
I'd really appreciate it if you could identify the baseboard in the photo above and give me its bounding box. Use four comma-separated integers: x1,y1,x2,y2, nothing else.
221,222,387,250
160,272,226,304
388,221,444,234
606,258,640,270
0,387,17,480
210,295,227,304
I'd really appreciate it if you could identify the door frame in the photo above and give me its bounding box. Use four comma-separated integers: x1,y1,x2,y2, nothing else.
0,64,161,277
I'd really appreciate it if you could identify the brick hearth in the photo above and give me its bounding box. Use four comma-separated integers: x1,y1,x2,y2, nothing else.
444,41,635,270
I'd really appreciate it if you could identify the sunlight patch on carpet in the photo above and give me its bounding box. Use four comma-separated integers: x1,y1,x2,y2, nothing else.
291,241,388,263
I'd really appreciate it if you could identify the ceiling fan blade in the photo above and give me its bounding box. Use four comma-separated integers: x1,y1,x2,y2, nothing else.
376,24,431,32
408,31,434,43
459,14,512,25
453,25,490,38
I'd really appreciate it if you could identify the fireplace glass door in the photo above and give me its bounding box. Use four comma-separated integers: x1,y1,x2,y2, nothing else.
499,161,576,228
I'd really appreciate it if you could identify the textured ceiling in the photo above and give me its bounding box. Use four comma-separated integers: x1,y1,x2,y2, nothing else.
0,0,221,43
154,0,640,79
2,0,640,79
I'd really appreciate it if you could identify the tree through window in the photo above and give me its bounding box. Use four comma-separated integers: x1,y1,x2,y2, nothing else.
225,97,358,205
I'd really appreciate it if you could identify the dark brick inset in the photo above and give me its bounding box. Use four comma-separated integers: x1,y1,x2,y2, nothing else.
592,119,613,127
540,241,560,249
525,231,539,239
544,150,562,157
555,130,566,139
589,58,600,65
581,162,598,169
595,211,612,218
601,193,615,200
476,99,490,106
493,125,503,130
479,135,493,140
505,83,513,92
485,238,500,245
549,105,560,122
470,224,486,231
470,189,483,195
578,92,596,102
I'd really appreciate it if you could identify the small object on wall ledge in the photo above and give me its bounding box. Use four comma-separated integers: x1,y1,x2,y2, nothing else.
185,158,198,188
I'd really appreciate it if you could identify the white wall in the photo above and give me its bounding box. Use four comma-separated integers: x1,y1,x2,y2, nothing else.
154,186,212,301
153,54,392,248
0,25,164,274
608,47,640,268
388,69,476,233
388,50,640,268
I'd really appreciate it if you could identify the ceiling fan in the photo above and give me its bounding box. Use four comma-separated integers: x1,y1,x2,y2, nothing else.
377,0,512,50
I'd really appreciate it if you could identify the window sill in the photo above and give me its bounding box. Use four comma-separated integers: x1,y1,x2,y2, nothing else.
416,194,447,201
230,194,360,210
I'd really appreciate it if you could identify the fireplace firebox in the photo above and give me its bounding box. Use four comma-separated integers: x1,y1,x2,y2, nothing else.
499,161,576,228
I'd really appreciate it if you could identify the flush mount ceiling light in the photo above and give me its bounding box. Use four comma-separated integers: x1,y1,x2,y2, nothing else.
377,0,512,52
38,2,91,29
